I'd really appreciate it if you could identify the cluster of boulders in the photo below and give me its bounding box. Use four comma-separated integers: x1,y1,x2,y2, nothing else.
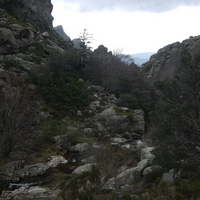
101,146,155,192
83,85,145,140
0,186,62,200
0,155,68,183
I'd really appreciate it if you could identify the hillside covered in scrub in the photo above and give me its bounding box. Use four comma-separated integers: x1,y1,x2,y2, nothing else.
0,0,200,200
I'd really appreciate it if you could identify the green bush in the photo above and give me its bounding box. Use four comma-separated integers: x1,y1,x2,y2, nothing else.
175,178,200,200
40,77,88,118
4,61,26,71
60,166,101,200
30,50,89,118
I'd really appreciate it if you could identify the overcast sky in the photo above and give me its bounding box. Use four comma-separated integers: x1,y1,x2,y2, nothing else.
51,0,200,54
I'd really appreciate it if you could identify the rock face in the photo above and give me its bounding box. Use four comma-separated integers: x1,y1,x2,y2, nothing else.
141,35,200,81
0,0,54,32
0,0,72,78
54,25,70,41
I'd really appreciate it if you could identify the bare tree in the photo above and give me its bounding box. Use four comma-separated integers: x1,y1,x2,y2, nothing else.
92,46,138,93
0,86,37,157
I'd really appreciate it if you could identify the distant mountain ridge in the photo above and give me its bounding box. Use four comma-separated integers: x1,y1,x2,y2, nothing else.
130,52,155,66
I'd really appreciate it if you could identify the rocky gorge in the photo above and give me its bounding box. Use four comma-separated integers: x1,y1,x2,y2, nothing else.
0,0,200,200
0,81,150,199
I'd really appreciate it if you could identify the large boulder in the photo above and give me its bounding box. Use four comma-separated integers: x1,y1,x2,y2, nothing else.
72,163,96,175
102,146,155,191
19,163,49,179
70,143,90,153
0,161,49,182
95,106,145,138
162,169,177,185
0,28,17,54
47,155,68,168
0,186,61,200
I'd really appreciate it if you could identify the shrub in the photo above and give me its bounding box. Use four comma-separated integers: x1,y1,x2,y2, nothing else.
175,177,200,200
30,50,89,118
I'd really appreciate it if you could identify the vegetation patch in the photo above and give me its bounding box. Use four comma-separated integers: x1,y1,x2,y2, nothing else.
4,60,26,71
113,106,133,120
29,43,49,57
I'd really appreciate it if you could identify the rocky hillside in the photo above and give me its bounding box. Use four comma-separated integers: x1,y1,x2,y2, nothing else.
141,35,200,81
0,0,72,81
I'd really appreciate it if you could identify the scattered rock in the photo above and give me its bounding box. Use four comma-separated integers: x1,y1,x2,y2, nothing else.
83,128,94,137
121,144,131,149
47,155,68,168
102,146,156,191
72,163,96,175
19,163,49,179
1,186,61,200
38,111,50,121
142,165,161,176
70,143,90,153
110,137,128,144
162,169,176,185
140,147,155,161
81,155,96,164
41,32,49,38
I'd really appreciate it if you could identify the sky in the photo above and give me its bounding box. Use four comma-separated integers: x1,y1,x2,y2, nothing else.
51,0,200,54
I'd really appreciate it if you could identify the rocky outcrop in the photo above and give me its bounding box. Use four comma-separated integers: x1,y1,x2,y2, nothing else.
141,35,200,81
102,146,155,191
0,0,72,78
94,106,145,139
0,0,54,32
0,186,61,200
0,156,68,182
54,25,70,41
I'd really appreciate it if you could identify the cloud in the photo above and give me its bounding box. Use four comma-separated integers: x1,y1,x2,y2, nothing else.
60,0,200,12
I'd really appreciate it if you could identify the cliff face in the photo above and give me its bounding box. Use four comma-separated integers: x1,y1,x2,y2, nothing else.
54,25,71,41
0,0,53,32
0,0,72,79
141,35,200,81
